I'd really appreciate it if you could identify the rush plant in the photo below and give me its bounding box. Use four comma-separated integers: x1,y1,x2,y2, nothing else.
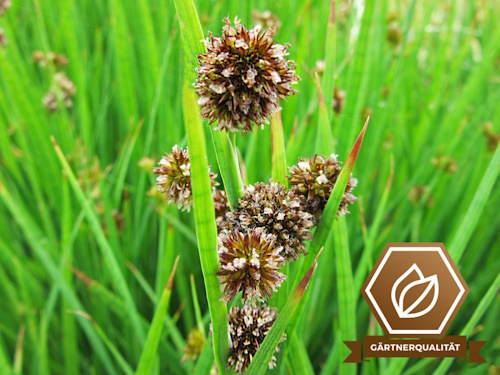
0,0,498,374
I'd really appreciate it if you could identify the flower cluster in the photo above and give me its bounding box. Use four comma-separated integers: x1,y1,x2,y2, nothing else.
42,72,76,112
0,0,10,15
154,145,217,212
217,228,286,302
225,181,313,261
150,17,361,373
228,304,285,373
287,154,358,222
195,17,299,134
33,50,69,67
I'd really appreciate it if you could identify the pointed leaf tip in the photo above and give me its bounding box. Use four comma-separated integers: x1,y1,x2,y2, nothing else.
167,256,180,290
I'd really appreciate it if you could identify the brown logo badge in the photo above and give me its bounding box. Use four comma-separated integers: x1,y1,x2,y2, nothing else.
361,243,469,338
344,243,486,363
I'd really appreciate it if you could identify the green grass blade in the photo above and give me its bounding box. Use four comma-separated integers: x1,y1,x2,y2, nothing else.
211,129,245,208
316,73,334,155
247,251,321,375
136,257,179,375
173,0,244,209
51,137,146,344
271,111,288,187
333,217,356,375
180,78,230,375
293,117,369,286
448,143,500,262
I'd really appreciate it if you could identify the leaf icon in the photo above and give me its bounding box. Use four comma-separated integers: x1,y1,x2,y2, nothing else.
391,264,439,319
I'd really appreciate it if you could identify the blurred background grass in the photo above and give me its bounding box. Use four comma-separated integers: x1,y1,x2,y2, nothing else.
0,0,499,374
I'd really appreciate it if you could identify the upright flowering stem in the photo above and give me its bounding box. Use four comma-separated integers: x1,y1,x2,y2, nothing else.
173,0,231,372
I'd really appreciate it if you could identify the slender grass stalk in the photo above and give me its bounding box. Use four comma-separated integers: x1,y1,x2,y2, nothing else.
271,111,288,187
246,250,322,375
51,137,146,344
136,257,179,375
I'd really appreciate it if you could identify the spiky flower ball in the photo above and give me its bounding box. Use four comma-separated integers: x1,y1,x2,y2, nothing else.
195,17,300,134
288,155,357,222
213,188,231,231
0,28,6,48
228,304,285,373
153,145,217,211
226,181,313,261
217,228,286,303
0,0,11,15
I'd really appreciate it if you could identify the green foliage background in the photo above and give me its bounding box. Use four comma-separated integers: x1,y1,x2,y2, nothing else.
0,0,499,374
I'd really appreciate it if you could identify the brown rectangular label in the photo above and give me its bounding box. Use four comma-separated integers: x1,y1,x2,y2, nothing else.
363,336,467,358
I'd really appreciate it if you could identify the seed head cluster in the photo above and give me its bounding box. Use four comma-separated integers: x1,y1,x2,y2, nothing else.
228,304,285,373
288,154,358,221
217,228,286,303
225,181,313,261
195,17,299,134
154,145,217,212
43,73,76,112
0,0,11,15
147,16,361,373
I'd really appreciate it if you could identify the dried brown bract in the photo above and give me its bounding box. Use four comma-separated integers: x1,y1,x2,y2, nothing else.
288,155,358,222
217,228,285,303
154,145,217,212
195,17,299,134
228,304,285,373
225,181,313,261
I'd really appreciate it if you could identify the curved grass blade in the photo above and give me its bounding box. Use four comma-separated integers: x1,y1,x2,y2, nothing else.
51,137,146,344
181,79,230,375
246,250,322,375
293,117,369,287
448,142,500,262
136,257,179,375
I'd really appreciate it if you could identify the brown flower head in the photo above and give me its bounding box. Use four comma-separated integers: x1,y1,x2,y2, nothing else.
153,145,217,211
0,28,6,48
32,51,69,67
251,10,281,31
288,154,358,222
213,188,231,231
333,87,346,114
195,17,300,134
228,304,285,373
42,73,76,112
0,0,11,15
225,181,313,261
217,228,286,303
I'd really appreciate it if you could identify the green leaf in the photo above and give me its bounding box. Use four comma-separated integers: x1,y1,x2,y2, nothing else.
136,257,179,375
271,111,288,187
51,137,146,344
246,250,322,375
293,117,369,287
180,80,229,374
173,0,244,209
